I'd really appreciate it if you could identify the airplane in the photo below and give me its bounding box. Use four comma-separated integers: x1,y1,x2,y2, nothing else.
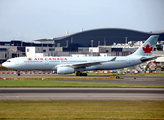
2,35,159,76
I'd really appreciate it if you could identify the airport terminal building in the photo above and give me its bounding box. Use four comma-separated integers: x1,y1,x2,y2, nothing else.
36,28,164,48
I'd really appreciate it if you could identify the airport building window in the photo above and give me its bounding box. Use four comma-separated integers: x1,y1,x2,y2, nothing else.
43,50,46,52
49,48,55,51
12,53,17,58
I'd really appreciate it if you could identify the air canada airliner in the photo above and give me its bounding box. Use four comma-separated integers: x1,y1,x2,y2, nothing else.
2,35,159,76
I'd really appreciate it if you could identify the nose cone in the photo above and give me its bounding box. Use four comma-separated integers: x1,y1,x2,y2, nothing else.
2,60,20,70
2,62,7,68
2,62,12,69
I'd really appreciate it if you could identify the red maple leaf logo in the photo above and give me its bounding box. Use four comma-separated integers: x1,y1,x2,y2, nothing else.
28,58,32,61
142,44,153,53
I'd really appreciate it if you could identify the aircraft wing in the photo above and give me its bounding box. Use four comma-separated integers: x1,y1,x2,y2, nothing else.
56,57,116,68
140,56,160,62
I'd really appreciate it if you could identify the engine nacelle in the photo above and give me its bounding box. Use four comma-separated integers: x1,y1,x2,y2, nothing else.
57,66,75,74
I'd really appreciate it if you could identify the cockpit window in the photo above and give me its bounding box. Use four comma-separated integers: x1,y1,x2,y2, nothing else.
6,60,11,62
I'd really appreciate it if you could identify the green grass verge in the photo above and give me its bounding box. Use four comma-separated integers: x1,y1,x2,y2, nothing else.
0,101,164,119
0,79,163,88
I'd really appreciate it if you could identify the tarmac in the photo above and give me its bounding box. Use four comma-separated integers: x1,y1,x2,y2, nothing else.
0,74,164,86
0,74,164,101
0,88,163,101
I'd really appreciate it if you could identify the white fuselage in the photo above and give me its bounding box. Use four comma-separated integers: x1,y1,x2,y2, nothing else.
2,56,142,71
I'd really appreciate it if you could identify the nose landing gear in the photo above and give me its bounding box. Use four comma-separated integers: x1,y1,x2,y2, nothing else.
76,71,87,76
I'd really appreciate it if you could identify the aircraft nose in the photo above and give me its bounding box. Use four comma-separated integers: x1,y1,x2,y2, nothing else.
2,62,6,68
2,62,10,68
2,62,12,69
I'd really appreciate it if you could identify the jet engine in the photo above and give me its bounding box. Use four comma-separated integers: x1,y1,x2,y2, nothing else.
57,66,75,74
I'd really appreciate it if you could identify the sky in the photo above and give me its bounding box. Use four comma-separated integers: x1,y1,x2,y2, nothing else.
0,0,164,42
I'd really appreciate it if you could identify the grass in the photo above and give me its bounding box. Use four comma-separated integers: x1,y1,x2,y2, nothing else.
0,101,164,119
0,79,163,87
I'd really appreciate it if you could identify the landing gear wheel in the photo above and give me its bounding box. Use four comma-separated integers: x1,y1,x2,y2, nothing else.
76,71,87,76
76,71,80,76
82,73,87,76
76,71,83,76
78,72,82,76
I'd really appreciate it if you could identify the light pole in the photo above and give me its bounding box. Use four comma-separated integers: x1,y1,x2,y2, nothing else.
125,37,128,44
66,40,68,48
91,40,94,47
71,37,73,43
98,41,100,46
104,38,106,46
91,40,94,56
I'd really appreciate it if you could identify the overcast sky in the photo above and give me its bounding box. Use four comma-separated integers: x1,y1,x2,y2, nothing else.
0,0,164,42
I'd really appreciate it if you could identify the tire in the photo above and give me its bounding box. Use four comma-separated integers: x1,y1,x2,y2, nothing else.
76,71,81,76
78,72,82,76
83,73,87,76
76,72,79,76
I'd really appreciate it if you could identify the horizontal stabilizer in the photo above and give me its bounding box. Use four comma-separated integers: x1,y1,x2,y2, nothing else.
140,56,160,62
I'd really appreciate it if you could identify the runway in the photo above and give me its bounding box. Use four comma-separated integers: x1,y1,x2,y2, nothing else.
0,88,164,101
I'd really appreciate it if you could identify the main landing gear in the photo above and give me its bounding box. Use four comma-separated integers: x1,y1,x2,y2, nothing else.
76,71,87,76
17,70,20,76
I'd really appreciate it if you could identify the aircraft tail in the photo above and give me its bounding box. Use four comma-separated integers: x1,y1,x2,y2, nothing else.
130,35,159,56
